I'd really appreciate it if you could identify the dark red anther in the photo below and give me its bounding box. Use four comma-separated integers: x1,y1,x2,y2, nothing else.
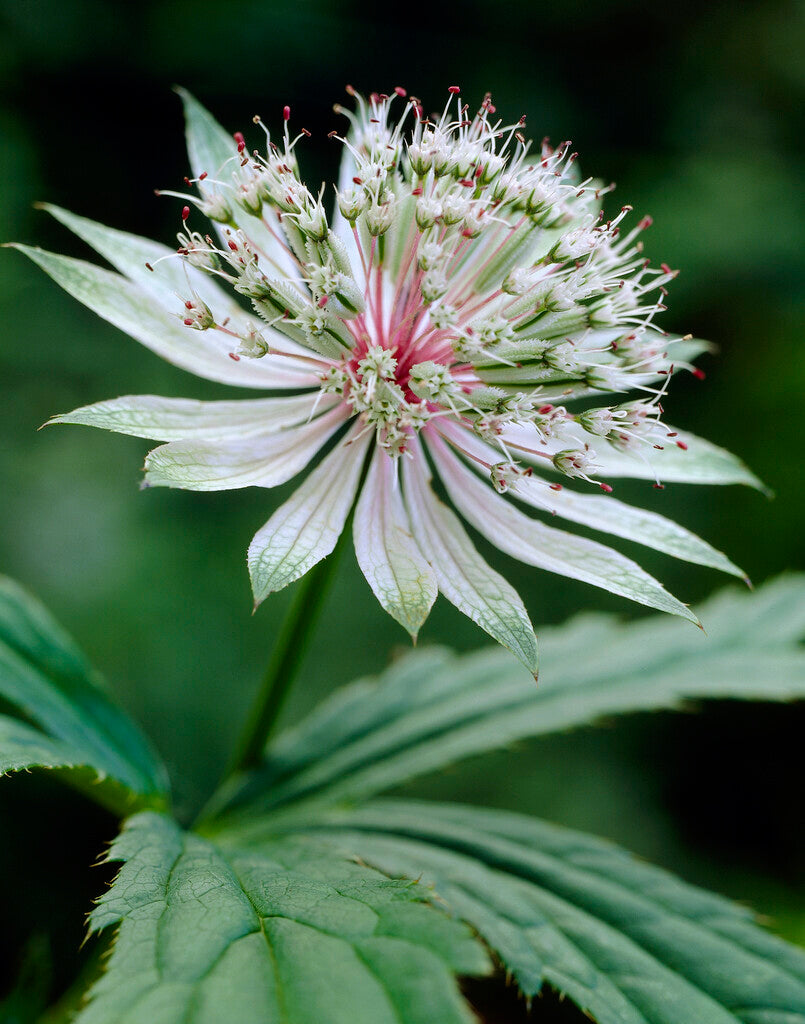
394,86,407,97
228,352,241,361
692,367,706,380
660,262,672,274
475,165,484,178
181,206,190,221
183,318,193,326
550,483,563,491
411,187,423,195
458,179,474,187
538,405,554,415
283,105,291,121
199,171,208,180
317,295,329,308
183,176,191,185
448,85,461,94
676,440,689,450
653,482,665,490
227,240,239,251
352,176,363,185
600,483,613,493
145,262,154,272
301,128,311,137
185,300,194,309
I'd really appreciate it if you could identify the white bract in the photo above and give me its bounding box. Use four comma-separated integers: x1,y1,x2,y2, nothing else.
17,87,763,671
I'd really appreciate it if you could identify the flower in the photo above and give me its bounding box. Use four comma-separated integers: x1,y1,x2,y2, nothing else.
15,87,761,671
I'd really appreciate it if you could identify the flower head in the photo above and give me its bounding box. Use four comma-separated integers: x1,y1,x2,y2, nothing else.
17,87,761,670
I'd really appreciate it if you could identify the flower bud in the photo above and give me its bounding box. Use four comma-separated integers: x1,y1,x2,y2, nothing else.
552,447,597,480
415,197,442,230
337,187,368,223
365,200,395,236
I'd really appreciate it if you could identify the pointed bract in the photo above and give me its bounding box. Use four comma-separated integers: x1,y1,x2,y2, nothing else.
354,450,437,640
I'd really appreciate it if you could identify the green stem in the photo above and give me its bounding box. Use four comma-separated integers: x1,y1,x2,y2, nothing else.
228,543,345,776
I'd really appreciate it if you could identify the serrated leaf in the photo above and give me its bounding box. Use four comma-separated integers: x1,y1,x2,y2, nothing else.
0,576,168,812
209,576,805,822
75,811,488,1024
307,799,805,1024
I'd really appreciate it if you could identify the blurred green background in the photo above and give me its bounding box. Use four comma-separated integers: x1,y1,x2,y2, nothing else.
0,0,803,1016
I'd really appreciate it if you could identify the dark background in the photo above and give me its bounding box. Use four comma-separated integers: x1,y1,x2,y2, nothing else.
0,0,803,1017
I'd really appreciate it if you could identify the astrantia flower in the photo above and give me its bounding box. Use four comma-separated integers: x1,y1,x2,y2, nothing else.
16,87,761,671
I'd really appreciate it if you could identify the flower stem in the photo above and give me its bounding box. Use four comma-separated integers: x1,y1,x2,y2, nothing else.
228,544,344,776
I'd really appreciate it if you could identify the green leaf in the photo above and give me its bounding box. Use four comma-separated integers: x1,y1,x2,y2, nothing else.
75,811,489,1024
210,575,805,822
0,576,168,812
72,579,805,1022
307,799,805,1024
